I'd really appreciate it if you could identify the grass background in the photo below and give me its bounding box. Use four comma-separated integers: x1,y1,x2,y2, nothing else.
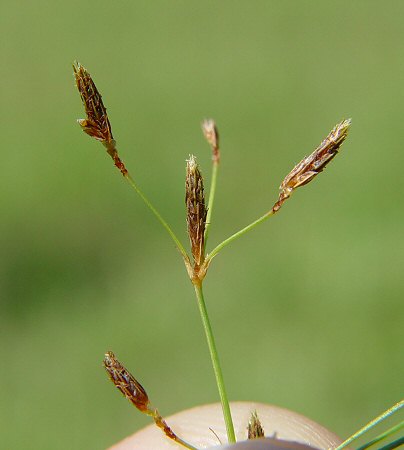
1,1,403,449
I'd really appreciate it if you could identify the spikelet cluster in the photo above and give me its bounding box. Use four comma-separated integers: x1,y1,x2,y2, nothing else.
185,155,207,267
272,119,351,212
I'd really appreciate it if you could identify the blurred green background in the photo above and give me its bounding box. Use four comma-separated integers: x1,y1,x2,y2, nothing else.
1,1,403,449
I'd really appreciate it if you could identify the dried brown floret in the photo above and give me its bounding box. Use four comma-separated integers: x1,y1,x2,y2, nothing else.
202,119,220,163
247,411,265,439
272,119,351,212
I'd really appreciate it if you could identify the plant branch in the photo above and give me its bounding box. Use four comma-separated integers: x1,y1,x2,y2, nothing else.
73,61,190,266
202,118,220,249
124,173,190,264
205,210,274,264
204,160,219,247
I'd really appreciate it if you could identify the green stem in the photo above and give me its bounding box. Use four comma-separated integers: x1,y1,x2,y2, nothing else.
174,435,199,450
204,161,219,247
333,400,404,450
378,436,404,450
206,210,274,262
124,173,189,262
357,420,404,450
193,283,236,444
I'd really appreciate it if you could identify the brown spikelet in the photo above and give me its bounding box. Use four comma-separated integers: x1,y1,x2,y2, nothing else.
247,411,265,439
186,155,207,267
73,62,128,176
202,119,220,163
272,119,351,212
103,352,195,449
73,62,113,143
103,351,151,413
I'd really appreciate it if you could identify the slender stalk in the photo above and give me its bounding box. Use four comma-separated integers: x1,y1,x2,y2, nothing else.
193,282,236,444
333,400,404,450
173,436,199,450
206,210,274,263
204,161,219,247
123,173,190,262
379,436,404,450
357,420,404,450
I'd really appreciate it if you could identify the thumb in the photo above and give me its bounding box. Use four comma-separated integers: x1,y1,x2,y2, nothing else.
108,401,344,449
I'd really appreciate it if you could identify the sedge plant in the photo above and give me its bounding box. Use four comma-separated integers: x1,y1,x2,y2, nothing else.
73,62,403,449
